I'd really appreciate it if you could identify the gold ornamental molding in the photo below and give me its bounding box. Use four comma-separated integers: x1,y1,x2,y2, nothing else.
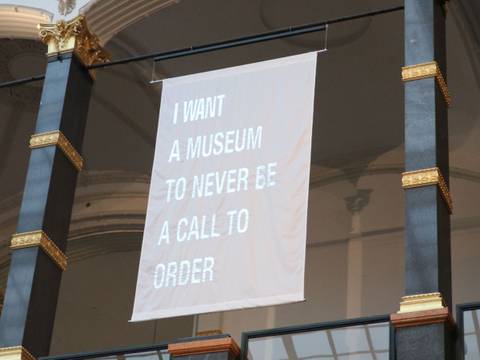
402,167,453,213
11,231,67,271
30,130,83,171
0,346,35,360
402,61,451,106
397,292,444,314
38,15,109,67
391,292,452,328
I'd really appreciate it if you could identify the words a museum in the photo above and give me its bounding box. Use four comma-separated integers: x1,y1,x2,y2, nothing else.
0,1,479,360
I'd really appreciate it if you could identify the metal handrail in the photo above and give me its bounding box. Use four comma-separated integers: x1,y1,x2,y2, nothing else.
40,342,168,360
39,315,393,360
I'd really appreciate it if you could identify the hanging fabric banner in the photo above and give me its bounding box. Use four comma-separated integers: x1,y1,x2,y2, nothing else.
131,52,317,321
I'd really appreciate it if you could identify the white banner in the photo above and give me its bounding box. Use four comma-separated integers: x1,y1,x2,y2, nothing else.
131,52,317,321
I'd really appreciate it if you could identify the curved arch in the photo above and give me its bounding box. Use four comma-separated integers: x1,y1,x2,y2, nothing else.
81,0,180,45
0,0,180,44
0,5,52,40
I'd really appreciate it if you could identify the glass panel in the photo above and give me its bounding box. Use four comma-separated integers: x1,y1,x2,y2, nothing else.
367,323,389,350
331,326,370,354
248,336,289,360
124,350,169,360
87,349,169,360
464,310,480,360
465,311,476,333
247,321,389,360
337,354,372,360
375,354,389,360
292,331,332,357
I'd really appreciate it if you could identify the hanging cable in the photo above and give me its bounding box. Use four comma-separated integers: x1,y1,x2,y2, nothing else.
0,5,403,89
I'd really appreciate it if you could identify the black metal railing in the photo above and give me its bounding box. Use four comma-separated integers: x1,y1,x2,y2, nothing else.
457,302,480,360
39,315,394,360
40,342,169,360
241,315,393,360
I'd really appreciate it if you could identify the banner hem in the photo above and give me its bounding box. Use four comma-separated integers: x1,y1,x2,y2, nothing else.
130,293,305,322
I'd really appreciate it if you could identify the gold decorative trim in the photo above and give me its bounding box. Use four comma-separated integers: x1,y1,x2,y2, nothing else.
0,346,35,360
402,167,453,213
11,231,67,271
38,15,109,67
30,131,83,171
402,61,451,106
397,292,444,314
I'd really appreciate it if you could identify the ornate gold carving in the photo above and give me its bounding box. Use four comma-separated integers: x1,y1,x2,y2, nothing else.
38,15,109,67
11,231,67,271
402,62,437,81
402,61,451,106
402,167,440,188
30,130,83,171
0,346,35,360
397,292,444,314
402,167,453,213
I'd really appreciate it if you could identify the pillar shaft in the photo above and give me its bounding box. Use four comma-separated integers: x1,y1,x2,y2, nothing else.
0,51,91,358
404,0,451,306
393,1,453,359
0,16,107,359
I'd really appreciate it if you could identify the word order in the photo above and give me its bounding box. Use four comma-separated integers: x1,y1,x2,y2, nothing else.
153,257,215,288
172,94,226,124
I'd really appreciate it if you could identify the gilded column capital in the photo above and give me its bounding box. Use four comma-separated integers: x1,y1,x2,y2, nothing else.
0,346,35,360
38,15,109,67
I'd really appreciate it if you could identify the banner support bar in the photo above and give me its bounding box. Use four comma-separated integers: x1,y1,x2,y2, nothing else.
0,5,403,89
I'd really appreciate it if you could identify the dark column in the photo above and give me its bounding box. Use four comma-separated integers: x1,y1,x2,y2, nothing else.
391,1,453,360
168,336,240,360
0,16,107,360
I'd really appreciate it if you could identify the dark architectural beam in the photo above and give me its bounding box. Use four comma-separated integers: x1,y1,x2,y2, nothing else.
391,1,454,359
0,16,107,360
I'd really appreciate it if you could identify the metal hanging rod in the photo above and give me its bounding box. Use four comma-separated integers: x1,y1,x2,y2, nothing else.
0,74,45,89
92,5,404,68
0,5,404,89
